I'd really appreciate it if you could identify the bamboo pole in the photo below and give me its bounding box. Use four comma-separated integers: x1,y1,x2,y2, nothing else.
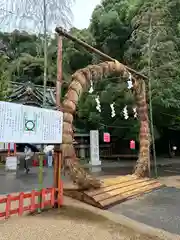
147,16,157,178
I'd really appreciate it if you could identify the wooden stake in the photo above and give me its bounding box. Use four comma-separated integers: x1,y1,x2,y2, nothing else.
57,150,62,207
53,151,58,188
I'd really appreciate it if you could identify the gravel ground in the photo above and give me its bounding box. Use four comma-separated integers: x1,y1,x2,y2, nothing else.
0,205,163,240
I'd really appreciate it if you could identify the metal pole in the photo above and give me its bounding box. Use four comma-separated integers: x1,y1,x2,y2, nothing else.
55,27,148,80
147,16,158,178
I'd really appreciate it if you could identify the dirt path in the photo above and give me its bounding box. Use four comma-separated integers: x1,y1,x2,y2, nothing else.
159,175,180,188
0,204,169,240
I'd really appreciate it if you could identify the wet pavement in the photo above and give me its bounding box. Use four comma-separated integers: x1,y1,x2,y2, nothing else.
0,168,54,194
109,187,180,235
0,163,180,194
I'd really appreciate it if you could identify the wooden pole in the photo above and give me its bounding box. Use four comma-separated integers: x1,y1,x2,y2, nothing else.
54,35,63,207
39,0,47,211
55,27,148,80
57,150,62,207
56,36,63,108
53,151,58,188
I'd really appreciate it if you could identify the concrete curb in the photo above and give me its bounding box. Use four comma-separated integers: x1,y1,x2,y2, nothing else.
63,197,180,240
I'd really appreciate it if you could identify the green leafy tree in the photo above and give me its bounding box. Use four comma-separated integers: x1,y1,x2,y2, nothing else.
125,0,180,134
90,0,132,60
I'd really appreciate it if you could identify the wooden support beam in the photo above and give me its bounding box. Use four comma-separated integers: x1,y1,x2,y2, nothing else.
55,26,148,80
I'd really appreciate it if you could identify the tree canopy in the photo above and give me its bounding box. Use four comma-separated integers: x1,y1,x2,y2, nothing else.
0,0,180,141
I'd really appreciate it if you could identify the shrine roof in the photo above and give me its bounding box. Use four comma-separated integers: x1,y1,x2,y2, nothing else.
6,81,56,108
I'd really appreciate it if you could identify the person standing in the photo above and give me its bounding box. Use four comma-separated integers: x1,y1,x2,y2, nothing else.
47,150,53,167
24,146,31,173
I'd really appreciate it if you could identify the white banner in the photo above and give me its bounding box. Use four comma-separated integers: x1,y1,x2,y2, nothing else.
0,101,63,144
90,130,101,166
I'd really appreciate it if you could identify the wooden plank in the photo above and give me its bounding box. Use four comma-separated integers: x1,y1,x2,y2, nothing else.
64,190,84,201
93,180,159,202
102,175,137,186
101,185,164,209
129,185,165,201
83,195,101,208
64,182,80,190
86,177,136,196
102,176,130,185
99,182,162,207
64,175,164,209
86,178,150,197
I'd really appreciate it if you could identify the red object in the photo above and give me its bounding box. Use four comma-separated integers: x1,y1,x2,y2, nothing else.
0,185,63,220
7,143,16,156
32,159,47,166
18,192,24,216
32,159,38,166
103,132,110,143
30,190,36,212
130,140,135,150
59,181,63,206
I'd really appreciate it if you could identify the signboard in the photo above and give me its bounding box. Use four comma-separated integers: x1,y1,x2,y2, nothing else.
103,132,110,143
5,156,17,171
0,101,63,144
90,130,101,166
